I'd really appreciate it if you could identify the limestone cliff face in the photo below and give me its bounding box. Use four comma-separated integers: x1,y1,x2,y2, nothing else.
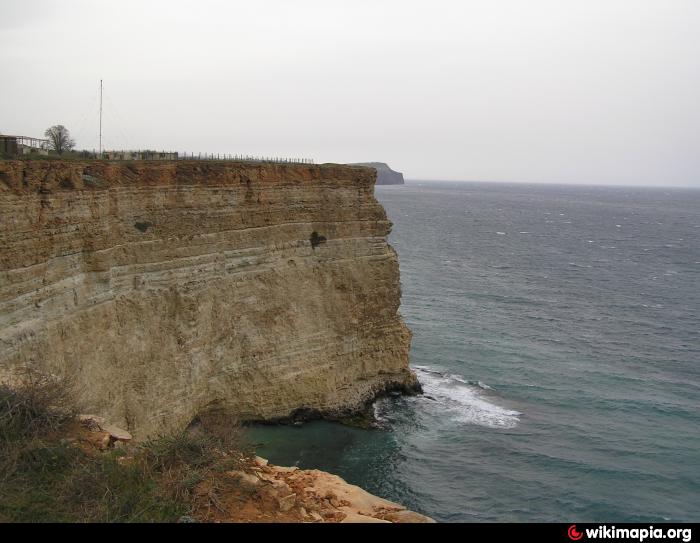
0,160,417,438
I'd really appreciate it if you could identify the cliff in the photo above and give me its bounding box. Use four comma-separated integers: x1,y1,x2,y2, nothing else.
349,162,404,185
0,160,418,439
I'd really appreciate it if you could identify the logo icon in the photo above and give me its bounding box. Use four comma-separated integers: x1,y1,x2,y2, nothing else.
568,525,584,541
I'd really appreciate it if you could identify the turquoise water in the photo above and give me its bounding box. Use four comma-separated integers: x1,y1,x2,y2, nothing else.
246,181,700,522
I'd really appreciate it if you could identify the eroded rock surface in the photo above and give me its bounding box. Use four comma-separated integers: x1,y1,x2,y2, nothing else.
202,457,435,523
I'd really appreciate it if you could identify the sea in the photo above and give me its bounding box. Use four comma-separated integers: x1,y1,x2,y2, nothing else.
245,181,700,522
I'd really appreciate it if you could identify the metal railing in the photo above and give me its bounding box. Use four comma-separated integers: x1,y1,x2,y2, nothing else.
73,150,314,164
179,152,314,164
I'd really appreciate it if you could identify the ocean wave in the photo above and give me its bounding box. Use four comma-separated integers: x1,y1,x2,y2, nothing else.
413,367,521,429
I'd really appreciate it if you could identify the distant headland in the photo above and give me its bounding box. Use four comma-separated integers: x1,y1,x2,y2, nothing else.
349,162,405,185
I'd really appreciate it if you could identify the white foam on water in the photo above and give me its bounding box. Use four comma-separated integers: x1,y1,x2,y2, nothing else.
447,373,490,389
373,401,390,424
496,231,506,235
414,367,521,429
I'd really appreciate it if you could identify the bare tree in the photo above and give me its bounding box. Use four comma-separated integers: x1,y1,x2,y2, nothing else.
44,125,75,155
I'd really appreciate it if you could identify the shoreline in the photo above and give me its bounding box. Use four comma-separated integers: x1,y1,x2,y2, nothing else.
74,414,437,523
247,378,423,429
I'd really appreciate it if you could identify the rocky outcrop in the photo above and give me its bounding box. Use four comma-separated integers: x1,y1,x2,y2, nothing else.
211,456,435,523
0,160,417,439
349,162,404,185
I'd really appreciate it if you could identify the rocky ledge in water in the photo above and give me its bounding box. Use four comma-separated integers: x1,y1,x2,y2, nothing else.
252,379,423,429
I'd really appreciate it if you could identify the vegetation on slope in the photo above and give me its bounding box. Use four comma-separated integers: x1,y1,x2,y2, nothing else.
0,372,249,523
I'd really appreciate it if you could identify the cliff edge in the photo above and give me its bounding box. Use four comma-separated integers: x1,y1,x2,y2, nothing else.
0,160,418,438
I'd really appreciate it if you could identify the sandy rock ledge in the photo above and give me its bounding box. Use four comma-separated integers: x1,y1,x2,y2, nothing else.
206,456,435,523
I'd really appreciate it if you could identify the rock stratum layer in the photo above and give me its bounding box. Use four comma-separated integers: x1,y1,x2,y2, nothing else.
0,160,417,439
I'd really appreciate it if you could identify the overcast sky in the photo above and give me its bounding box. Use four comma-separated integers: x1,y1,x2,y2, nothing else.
1,0,698,185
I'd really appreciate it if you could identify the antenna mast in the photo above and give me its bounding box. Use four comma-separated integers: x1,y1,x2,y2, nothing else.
99,79,103,156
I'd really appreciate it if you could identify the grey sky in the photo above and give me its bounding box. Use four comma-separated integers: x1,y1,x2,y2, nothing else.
1,0,698,185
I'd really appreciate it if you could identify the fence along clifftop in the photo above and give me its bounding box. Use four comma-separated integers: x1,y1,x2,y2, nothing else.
98,150,314,164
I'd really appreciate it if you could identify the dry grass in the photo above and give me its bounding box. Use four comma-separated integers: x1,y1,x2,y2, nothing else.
0,373,250,523
0,370,76,443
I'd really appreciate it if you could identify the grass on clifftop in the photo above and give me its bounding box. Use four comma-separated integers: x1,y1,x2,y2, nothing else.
0,374,249,523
